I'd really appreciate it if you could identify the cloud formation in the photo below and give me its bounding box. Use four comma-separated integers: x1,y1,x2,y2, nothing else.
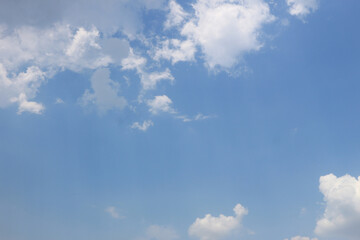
147,95,175,115
157,0,275,69
131,120,154,131
315,174,360,240
188,203,248,240
79,68,127,113
286,0,319,18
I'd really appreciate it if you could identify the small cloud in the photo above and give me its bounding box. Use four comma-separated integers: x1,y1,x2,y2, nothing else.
188,203,248,240
131,120,154,131
147,95,176,115
176,113,215,122
55,98,64,104
16,93,44,115
105,206,124,219
286,0,319,19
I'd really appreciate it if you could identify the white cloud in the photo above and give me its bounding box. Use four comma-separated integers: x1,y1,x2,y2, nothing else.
105,206,123,219
17,93,45,114
315,174,360,240
154,39,196,64
286,0,319,18
131,120,154,131
122,49,175,91
0,64,45,113
141,68,174,90
176,113,214,122
0,24,113,73
121,48,147,72
147,95,175,115
0,22,132,114
164,0,188,29
145,225,179,240
284,236,318,240
180,0,275,69
79,68,127,113
188,203,248,240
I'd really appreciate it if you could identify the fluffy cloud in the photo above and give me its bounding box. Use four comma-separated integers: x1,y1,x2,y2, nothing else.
0,24,115,72
145,225,179,240
0,22,131,114
141,69,175,90
180,0,275,69
188,203,248,240
122,49,174,91
0,64,45,114
164,0,188,29
284,236,318,240
154,0,275,69
315,174,360,240
131,120,154,131
154,39,196,64
147,95,175,115
79,68,127,113
286,0,319,18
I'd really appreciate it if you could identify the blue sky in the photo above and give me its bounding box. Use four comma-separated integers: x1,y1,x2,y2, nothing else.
1,1,360,240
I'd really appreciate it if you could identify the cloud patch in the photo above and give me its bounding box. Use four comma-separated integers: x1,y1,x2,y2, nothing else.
147,95,175,115
79,68,127,114
286,0,319,18
188,203,248,240
131,120,154,131
315,173,360,240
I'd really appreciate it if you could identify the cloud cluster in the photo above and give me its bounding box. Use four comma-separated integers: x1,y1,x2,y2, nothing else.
188,203,248,240
0,24,129,113
0,0,320,118
131,120,154,131
315,174,360,240
156,0,275,70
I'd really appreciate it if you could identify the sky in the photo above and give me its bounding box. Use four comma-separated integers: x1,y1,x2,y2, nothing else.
0,0,360,240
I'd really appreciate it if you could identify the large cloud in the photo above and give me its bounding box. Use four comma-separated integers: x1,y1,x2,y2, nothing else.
188,203,248,240
315,174,360,240
156,0,275,69
0,24,129,113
